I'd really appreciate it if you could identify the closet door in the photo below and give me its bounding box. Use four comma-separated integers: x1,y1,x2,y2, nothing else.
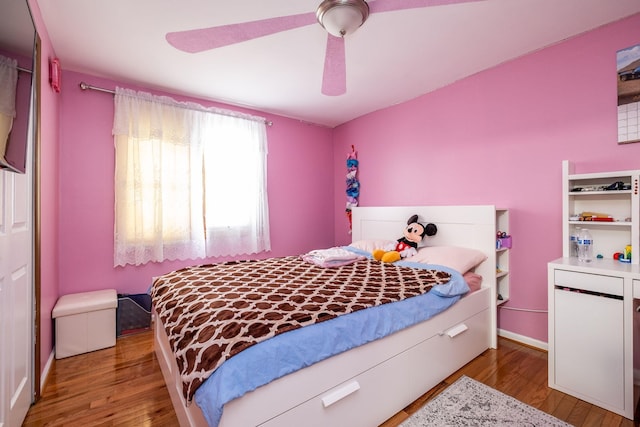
0,169,33,426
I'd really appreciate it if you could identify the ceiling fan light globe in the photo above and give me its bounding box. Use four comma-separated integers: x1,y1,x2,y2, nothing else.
322,6,363,36
316,0,370,37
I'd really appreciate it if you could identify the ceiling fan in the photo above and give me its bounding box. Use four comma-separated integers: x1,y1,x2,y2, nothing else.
166,0,481,96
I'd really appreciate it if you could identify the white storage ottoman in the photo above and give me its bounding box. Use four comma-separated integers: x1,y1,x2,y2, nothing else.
52,289,118,359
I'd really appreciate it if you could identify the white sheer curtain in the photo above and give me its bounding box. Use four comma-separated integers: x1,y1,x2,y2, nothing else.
203,113,270,257
0,55,18,155
113,87,270,267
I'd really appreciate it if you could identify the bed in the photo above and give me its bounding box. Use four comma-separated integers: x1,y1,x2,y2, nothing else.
152,205,498,427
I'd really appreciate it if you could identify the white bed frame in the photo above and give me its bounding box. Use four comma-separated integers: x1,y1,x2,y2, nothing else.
154,205,498,426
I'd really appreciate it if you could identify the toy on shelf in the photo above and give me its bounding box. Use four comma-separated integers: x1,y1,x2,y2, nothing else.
496,231,512,249
615,245,632,263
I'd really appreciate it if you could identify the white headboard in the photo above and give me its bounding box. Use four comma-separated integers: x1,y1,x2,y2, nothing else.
352,205,497,346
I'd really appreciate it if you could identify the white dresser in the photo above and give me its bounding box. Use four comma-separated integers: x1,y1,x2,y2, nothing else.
548,161,640,419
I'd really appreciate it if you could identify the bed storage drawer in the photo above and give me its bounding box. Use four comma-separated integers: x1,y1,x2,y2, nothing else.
218,288,491,427
259,307,490,427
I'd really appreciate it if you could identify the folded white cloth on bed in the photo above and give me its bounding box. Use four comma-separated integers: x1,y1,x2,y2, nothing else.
301,247,366,267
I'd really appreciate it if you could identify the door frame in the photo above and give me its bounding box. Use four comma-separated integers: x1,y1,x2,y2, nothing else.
32,34,41,400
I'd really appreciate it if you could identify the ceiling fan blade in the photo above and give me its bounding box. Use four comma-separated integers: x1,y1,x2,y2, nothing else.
369,0,484,14
322,35,346,96
166,12,317,53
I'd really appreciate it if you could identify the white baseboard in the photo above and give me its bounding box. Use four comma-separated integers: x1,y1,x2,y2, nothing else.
498,329,548,351
39,348,55,394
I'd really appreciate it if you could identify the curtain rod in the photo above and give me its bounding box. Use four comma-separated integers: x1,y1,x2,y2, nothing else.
17,66,32,74
78,81,273,127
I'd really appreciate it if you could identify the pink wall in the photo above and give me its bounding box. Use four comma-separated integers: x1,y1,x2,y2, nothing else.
333,13,640,344
57,72,335,296
28,0,61,376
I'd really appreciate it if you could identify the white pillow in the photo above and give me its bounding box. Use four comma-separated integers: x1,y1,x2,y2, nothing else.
403,246,487,273
349,239,396,254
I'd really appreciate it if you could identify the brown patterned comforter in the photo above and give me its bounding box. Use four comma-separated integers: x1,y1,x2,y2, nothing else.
151,256,452,401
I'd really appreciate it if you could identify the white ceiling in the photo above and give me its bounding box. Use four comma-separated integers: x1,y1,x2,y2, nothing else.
7,0,640,127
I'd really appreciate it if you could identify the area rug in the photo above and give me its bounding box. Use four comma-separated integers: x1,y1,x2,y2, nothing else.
401,376,572,426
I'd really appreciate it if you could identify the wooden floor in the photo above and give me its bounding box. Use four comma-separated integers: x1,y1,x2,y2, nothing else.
23,331,178,427
23,331,638,427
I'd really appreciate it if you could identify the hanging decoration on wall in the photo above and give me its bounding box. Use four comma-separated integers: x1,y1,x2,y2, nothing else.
346,145,359,233
49,58,61,93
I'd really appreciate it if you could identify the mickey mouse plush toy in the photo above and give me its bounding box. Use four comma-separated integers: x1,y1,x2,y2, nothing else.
373,214,437,263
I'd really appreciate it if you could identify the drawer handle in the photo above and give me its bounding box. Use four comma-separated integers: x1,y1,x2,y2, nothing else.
445,323,468,338
321,381,360,408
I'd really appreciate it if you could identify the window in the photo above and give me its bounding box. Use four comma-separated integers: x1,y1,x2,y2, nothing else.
113,88,270,267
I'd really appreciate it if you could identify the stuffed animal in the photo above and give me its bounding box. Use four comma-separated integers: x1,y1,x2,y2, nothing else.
373,215,437,263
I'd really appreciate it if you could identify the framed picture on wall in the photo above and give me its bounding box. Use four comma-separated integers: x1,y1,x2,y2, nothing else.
617,43,640,144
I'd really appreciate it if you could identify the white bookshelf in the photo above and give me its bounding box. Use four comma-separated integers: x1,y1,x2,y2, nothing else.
496,208,510,304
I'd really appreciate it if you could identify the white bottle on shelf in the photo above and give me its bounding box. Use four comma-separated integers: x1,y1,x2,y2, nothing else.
570,228,580,258
577,228,593,263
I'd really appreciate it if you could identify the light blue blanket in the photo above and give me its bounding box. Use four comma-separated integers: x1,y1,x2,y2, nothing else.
194,249,469,426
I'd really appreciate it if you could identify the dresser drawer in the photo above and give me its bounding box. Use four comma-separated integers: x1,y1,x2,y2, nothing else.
554,269,623,296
